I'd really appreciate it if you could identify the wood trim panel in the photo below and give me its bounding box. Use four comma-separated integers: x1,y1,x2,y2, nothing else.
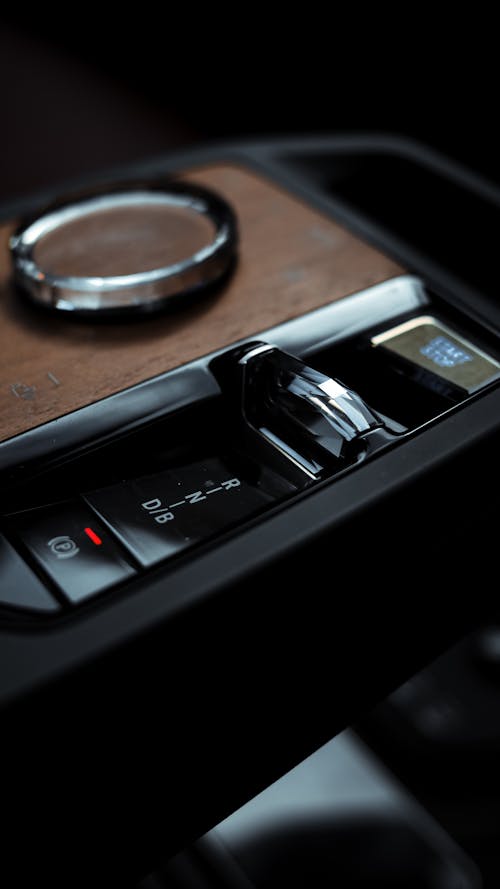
0,164,404,443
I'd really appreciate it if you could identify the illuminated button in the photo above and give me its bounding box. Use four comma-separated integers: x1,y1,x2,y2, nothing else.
7,501,135,604
371,316,500,395
0,534,59,613
85,457,286,568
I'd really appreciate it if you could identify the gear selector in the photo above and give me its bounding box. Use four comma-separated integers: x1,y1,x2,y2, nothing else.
215,342,396,482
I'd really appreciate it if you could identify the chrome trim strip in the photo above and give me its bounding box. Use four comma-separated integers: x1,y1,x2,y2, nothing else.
9,183,237,314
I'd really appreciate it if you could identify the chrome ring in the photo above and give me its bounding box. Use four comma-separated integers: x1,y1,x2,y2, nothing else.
9,181,238,316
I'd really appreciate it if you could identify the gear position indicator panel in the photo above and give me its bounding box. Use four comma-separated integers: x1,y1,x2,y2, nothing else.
3,456,295,609
85,457,294,568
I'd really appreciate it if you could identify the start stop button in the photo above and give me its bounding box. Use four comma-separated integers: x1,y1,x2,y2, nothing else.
372,316,500,395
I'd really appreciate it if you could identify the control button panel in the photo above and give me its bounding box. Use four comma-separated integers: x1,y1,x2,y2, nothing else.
85,456,294,568
3,301,499,619
0,534,60,613
8,502,136,604
372,316,500,395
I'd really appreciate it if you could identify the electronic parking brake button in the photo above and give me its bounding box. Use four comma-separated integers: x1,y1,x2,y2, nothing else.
8,502,136,604
84,457,286,568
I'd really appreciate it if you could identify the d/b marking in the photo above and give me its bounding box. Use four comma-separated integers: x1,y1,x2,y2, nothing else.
141,478,241,524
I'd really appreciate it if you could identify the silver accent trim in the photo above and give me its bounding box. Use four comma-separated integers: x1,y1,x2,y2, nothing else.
238,344,275,365
284,367,380,451
9,187,236,314
268,275,428,356
313,380,377,438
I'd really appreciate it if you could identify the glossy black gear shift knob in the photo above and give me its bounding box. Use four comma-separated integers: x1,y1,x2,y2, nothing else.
236,343,385,479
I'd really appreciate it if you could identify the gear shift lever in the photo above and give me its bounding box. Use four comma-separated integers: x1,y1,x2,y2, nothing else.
232,343,389,480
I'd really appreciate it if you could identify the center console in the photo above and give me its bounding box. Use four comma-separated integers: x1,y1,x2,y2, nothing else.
1,137,498,887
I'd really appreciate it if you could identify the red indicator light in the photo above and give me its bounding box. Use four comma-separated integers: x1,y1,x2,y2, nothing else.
84,527,102,546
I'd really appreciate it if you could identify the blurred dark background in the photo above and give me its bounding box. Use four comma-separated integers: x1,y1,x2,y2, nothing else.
0,15,497,201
